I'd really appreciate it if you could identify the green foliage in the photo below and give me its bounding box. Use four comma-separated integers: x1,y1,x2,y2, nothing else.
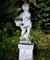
0,15,16,41
0,31,20,60
31,29,50,50
30,0,50,33
34,50,50,60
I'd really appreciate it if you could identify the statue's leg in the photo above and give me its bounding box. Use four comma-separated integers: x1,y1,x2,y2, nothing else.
27,27,31,38
20,28,26,40
21,28,26,36
23,27,31,40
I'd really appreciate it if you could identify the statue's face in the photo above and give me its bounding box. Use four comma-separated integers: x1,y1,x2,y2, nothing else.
22,3,29,11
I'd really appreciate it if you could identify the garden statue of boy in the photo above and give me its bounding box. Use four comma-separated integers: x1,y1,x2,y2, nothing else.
15,3,32,41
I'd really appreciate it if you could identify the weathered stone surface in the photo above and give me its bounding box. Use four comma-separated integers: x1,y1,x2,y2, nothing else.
18,44,34,60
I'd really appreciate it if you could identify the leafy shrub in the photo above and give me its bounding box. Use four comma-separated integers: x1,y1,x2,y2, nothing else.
0,31,20,60
31,29,50,50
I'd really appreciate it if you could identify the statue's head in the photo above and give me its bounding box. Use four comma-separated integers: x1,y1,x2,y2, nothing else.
22,3,29,11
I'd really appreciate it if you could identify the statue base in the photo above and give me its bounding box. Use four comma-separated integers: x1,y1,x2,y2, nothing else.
18,44,34,60
20,40,31,44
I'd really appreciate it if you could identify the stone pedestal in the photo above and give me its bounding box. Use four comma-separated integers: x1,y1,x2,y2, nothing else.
20,40,31,44
18,44,34,60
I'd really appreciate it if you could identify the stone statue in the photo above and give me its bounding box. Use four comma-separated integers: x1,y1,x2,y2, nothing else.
14,3,32,41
